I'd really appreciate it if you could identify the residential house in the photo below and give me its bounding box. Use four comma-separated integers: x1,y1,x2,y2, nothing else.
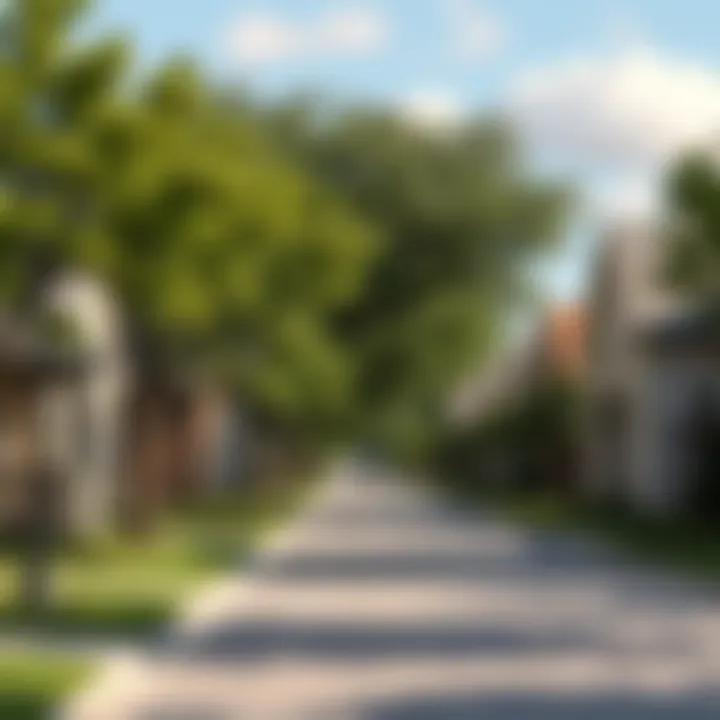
635,311,720,514
445,303,586,493
584,220,690,514
0,315,84,536
1,260,250,538
522,303,587,494
526,304,586,386
120,335,247,532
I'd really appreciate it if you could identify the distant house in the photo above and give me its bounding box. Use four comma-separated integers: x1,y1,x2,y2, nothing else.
0,314,84,536
451,303,586,427
522,304,587,494
120,332,248,532
203,396,250,494
583,221,696,514
0,260,250,538
635,311,720,514
446,303,587,493
526,304,586,386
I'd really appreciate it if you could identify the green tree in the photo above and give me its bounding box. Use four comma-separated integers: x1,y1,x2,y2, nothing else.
263,103,568,452
665,152,720,301
0,2,378,437
0,0,568,460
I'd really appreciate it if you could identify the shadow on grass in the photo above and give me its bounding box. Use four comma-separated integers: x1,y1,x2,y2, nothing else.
0,695,64,720
437,476,720,583
0,603,169,639
0,481,314,640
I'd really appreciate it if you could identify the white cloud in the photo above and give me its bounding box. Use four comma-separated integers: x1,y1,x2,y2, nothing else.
512,46,720,175
226,15,298,64
316,7,387,54
443,0,505,61
399,90,464,131
225,6,388,65
589,174,659,222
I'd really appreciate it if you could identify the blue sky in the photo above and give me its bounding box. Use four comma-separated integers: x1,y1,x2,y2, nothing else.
87,0,719,104
85,0,720,299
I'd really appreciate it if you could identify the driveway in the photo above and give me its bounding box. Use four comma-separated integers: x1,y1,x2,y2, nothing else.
67,463,720,718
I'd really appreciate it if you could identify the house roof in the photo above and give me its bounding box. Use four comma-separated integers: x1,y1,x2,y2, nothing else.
447,304,588,426
542,303,587,377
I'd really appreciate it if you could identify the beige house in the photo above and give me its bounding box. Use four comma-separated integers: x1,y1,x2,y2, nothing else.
0,261,251,538
0,316,84,536
638,313,720,513
582,220,713,515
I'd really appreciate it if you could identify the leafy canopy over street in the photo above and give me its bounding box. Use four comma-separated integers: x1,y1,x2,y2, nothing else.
0,0,568,452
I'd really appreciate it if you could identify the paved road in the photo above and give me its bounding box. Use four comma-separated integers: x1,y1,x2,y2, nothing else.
69,464,720,718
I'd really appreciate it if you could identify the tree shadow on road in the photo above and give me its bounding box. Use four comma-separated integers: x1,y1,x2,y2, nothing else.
354,689,720,719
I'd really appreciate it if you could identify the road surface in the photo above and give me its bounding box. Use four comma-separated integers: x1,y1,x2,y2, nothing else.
69,463,720,718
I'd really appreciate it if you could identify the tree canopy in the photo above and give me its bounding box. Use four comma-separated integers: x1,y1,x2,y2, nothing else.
0,0,378,438
0,1,569,451
665,152,720,301
260,101,568,451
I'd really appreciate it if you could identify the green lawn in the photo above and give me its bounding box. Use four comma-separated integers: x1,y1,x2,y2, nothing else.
0,479,312,637
0,651,91,720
